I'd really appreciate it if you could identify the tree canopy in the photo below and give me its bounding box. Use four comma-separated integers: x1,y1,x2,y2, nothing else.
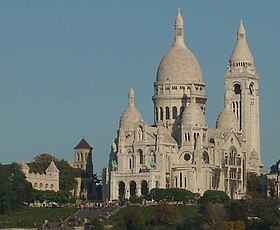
29,153,76,192
0,162,32,213
198,190,230,204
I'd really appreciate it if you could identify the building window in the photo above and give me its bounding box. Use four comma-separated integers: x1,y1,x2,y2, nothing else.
165,107,170,119
233,83,241,95
160,107,163,120
155,107,159,121
180,173,182,188
249,83,254,95
172,106,177,119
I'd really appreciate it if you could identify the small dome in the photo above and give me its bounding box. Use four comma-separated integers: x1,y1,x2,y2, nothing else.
156,11,204,84
250,149,259,160
216,107,238,130
181,98,205,127
157,45,204,83
119,88,143,129
157,125,165,135
119,105,142,128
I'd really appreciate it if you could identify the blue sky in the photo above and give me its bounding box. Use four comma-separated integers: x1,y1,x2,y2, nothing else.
0,1,279,175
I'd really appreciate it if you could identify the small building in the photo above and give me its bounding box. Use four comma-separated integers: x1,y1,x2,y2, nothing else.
266,160,280,198
72,138,97,200
20,160,60,192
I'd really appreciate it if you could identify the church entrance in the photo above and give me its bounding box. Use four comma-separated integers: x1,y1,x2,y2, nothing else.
118,181,125,198
130,181,136,196
141,180,149,195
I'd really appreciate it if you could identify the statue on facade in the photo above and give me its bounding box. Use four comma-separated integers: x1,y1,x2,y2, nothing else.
111,160,118,171
150,156,156,169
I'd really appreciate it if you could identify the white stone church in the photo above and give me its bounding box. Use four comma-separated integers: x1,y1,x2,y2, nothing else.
103,10,262,201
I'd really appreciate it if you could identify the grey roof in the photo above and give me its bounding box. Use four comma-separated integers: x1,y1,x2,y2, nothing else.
74,138,93,150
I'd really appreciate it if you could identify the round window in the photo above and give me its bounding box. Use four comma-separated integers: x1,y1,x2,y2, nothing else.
184,153,191,161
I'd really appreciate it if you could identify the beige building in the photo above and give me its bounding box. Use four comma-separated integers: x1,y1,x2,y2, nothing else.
20,161,60,192
103,11,262,201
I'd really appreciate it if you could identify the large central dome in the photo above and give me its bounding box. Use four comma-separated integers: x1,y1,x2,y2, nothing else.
156,11,204,83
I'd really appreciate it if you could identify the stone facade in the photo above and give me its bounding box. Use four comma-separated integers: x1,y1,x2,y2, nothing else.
20,161,60,192
103,11,262,201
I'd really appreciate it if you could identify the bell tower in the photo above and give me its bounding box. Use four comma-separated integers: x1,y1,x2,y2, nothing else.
225,21,261,174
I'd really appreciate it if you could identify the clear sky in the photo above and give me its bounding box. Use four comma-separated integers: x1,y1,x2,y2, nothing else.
0,1,279,176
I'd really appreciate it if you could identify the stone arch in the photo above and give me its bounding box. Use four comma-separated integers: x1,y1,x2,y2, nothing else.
137,149,144,164
249,82,254,95
118,181,125,198
165,106,170,119
233,83,241,95
160,107,163,120
137,126,143,141
203,151,209,164
172,106,177,119
229,146,237,165
129,180,137,196
141,180,149,195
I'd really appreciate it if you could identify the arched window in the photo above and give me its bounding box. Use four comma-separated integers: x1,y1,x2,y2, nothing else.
249,83,254,95
137,149,144,164
165,107,170,119
233,83,241,94
172,106,177,119
160,107,163,120
155,107,159,121
141,180,149,195
128,151,133,169
229,148,237,165
118,181,125,198
203,151,209,164
180,173,182,188
137,126,143,141
130,181,137,196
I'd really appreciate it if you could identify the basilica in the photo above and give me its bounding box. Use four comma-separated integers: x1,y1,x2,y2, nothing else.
103,10,262,201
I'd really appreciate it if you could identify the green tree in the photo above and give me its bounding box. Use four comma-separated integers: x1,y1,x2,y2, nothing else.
29,153,55,173
247,172,261,193
224,200,248,221
0,162,32,213
146,188,166,203
266,178,276,197
55,159,76,192
198,190,229,204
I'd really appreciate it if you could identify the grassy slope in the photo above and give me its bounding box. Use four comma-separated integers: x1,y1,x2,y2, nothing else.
106,205,198,226
0,207,77,228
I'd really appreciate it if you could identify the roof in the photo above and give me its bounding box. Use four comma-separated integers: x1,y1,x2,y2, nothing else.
230,20,254,64
45,161,60,173
74,138,93,150
156,11,204,84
